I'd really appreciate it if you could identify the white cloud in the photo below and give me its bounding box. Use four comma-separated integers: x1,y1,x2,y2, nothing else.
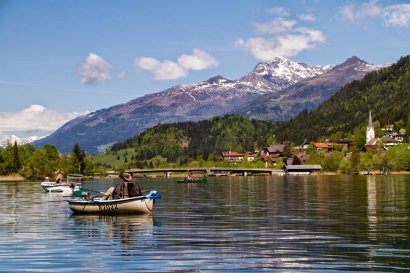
135,57,187,80
340,1,410,28
135,49,218,80
340,0,381,22
236,15,325,61
177,49,219,70
253,18,297,34
0,105,87,134
267,6,290,17
298,13,316,22
340,4,355,22
382,4,410,27
360,0,382,18
78,53,113,84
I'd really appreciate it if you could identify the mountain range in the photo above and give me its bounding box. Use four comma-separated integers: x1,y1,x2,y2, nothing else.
34,56,384,153
1,135,42,149
235,56,385,120
110,56,410,164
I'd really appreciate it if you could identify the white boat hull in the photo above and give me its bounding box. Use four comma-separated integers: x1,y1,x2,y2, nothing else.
67,191,161,215
41,182,79,194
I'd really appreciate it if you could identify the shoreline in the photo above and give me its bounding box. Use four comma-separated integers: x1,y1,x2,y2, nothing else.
0,175,25,181
1,171,409,182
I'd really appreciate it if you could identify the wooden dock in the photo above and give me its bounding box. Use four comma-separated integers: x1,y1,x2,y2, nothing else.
125,167,284,177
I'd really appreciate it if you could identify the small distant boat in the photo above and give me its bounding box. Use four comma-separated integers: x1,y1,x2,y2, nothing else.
41,181,81,194
177,177,208,184
67,190,161,215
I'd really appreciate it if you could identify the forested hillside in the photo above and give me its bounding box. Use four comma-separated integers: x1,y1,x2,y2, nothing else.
274,56,410,144
111,115,276,162
110,56,410,166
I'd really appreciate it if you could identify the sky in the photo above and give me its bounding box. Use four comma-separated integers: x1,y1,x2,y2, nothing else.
1,0,410,139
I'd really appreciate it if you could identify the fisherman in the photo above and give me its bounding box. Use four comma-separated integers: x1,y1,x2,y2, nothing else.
112,173,143,199
55,171,63,184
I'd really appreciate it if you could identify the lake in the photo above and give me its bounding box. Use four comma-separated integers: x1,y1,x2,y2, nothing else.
0,175,409,272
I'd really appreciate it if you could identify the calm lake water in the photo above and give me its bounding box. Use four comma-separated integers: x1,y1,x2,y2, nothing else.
0,175,409,272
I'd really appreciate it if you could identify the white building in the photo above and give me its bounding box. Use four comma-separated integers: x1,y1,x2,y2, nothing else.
366,110,375,144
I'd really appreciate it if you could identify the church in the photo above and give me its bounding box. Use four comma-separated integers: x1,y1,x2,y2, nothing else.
365,110,382,149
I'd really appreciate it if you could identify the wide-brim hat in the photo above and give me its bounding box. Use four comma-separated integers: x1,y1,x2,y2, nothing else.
120,172,132,181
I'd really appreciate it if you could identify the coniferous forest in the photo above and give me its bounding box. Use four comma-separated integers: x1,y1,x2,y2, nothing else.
111,115,276,162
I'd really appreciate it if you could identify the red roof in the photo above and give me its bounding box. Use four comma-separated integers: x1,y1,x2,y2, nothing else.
222,151,244,157
314,142,333,149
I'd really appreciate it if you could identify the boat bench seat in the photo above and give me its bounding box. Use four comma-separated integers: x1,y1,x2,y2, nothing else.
102,187,115,200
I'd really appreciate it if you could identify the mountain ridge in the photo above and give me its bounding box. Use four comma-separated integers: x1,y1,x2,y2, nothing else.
235,56,385,120
34,56,378,153
1,135,43,149
110,56,409,163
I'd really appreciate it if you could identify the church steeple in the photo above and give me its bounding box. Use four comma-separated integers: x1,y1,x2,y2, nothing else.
368,110,373,128
366,110,375,143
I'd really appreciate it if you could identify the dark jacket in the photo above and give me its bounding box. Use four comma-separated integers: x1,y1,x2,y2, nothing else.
112,181,142,199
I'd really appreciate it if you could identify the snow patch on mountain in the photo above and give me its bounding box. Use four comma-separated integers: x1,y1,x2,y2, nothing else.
1,135,44,148
239,56,334,92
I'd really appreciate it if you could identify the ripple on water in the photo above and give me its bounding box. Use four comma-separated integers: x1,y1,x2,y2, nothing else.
0,176,409,272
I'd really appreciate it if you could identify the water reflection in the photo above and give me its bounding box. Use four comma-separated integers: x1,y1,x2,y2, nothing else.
367,175,378,240
69,214,154,244
0,177,409,272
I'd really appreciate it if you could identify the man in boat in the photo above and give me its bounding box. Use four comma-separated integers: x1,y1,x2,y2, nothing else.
55,171,63,184
111,172,143,199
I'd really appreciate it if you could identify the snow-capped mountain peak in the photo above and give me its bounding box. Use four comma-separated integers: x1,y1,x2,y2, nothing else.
1,135,43,148
238,56,333,92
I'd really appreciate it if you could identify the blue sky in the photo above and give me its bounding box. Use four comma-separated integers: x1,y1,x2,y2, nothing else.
1,0,410,138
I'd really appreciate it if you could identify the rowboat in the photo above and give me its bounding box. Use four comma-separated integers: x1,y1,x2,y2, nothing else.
41,181,81,194
177,177,208,184
67,190,161,215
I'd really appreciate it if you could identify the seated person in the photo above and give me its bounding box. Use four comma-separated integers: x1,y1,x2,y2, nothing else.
112,173,143,199
55,171,63,183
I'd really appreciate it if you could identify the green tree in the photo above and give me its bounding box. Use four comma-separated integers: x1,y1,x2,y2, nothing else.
352,127,366,150
322,151,344,172
349,147,361,173
11,141,21,173
70,143,86,174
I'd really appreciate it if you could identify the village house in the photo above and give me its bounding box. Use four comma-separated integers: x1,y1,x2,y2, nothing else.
222,151,244,162
314,142,335,151
381,132,405,146
245,152,257,161
261,144,285,164
264,144,285,158
222,151,257,162
313,140,352,151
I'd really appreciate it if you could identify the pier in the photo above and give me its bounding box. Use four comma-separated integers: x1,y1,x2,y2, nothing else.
126,167,285,177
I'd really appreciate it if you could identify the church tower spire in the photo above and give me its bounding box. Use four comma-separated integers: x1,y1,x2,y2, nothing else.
366,110,375,143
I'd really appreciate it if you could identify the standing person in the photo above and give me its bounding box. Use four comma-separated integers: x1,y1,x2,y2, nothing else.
112,173,143,199
55,171,63,184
